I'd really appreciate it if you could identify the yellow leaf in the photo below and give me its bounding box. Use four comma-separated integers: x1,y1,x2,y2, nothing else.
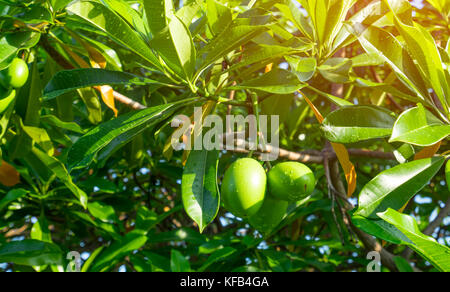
300,91,357,197
96,85,118,117
331,142,357,197
62,41,118,117
0,161,20,187
414,141,441,160
265,63,273,73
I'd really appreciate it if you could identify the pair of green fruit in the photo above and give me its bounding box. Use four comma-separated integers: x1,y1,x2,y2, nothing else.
221,158,315,233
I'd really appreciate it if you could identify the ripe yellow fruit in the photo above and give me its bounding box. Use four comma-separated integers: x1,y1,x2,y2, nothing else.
268,162,315,201
221,158,266,218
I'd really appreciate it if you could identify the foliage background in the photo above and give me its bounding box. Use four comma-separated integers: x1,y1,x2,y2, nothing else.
0,0,449,272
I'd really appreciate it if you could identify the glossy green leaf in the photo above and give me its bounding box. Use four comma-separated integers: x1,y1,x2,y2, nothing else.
182,150,220,233
170,249,191,272
318,58,352,83
390,105,450,146
230,69,306,94
348,22,430,101
67,1,161,69
150,14,196,84
41,115,85,134
144,0,174,35
51,0,74,11
0,32,40,70
88,201,118,224
206,0,232,35
285,56,317,82
0,89,16,116
351,215,411,245
198,19,270,74
43,68,166,100
0,240,62,266
177,0,203,28
31,147,88,209
67,101,189,170
77,88,102,125
89,231,148,272
0,189,28,212
378,208,450,272
198,247,237,272
387,1,449,113
230,42,312,74
322,105,396,143
275,1,313,39
355,157,445,218
394,256,414,272
31,213,52,243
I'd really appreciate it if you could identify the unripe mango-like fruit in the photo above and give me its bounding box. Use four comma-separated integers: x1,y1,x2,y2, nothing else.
221,158,266,218
268,162,315,201
0,58,29,89
248,196,288,234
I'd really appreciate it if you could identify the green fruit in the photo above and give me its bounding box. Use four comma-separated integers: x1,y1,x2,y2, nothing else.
221,158,266,218
248,196,288,235
268,162,315,201
0,58,29,89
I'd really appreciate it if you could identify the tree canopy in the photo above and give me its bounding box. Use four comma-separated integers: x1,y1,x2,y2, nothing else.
0,0,449,272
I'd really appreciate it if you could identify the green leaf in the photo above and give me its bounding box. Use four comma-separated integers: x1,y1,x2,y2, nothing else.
318,58,352,83
321,105,396,143
177,0,204,28
144,0,174,35
387,1,449,113
198,247,237,272
285,56,317,82
230,42,312,75
0,89,16,115
41,115,85,134
88,201,118,224
31,147,89,209
348,22,430,102
31,213,52,243
170,249,191,272
230,69,306,94
67,101,189,170
394,256,414,272
378,208,450,272
43,68,166,100
150,14,196,85
275,2,313,40
135,206,158,233
67,0,161,69
198,19,270,74
355,157,445,218
182,150,220,233
89,231,148,272
51,0,74,11
390,105,450,146
0,240,62,266
0,32,40,70
351,215,411,245
0,189,28,212
80,246,104,272
206,0,232,35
